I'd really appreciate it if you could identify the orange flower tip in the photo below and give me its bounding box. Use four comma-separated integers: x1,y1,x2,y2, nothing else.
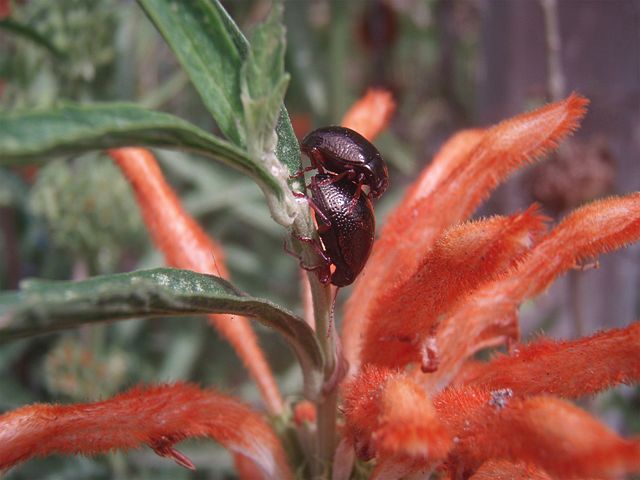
341,88,396,141
565,92,590,120
549,93,589,138
293,400,316,426
153,444,196,471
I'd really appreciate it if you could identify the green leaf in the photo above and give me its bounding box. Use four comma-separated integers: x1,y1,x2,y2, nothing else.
276,107,302,178
241,4,290,158
0,18,63,57
137,0,247,146
138,0,300,174
0,103,282,196
0,268,324,398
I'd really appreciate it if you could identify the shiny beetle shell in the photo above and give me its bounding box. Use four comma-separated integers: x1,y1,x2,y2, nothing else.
301,126,389,199
310,174,375,287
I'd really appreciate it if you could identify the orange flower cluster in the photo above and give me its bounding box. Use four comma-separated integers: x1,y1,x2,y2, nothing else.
1,91,639,480
340,93,640,478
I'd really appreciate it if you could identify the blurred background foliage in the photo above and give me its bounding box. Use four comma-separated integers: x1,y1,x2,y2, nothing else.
0,0,638,478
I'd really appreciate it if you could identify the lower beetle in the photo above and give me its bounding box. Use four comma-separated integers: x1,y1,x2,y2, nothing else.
293,174,376,287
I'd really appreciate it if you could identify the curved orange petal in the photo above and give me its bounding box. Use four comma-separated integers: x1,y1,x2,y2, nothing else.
234,453,268,480
435,388,640,479
463,322,640,398
375,376,451,464
341,88,396,141
0,383,292,479
343,94,588,370
110,147,283,415
342,366,450,468
342,365,394,460
469,460,552,480
399,128,485,215
360,206,547,370
426,192,640,391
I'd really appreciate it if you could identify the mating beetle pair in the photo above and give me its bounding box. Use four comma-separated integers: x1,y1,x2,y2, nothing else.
292,126,388,287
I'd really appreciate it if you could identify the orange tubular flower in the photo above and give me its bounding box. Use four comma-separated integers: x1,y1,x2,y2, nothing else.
343,366,450,469
343,94,589,369
341,94,640,479
461,322,640,398
109,148,283,416
341,88,396,141
0,383,292,479
425,192,640,390
361,206,548,370
435,389,640,479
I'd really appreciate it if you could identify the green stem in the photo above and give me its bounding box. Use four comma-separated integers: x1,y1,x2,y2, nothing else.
308,274,337,479
273,158,338,478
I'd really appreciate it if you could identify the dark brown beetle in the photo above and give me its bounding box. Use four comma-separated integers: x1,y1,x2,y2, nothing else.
301,126,389,199
297,174,375,287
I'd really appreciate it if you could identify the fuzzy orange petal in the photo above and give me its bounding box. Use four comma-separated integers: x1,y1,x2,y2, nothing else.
342,365,394,460
342,366,450,468
341,88,396,141
360,206,547,370
463,322,640,398
426,193,640,391
400,128,485,213
375,376,451,465
469,460,553,480
343,94,588,369
435,388,640,479
0,383,292,479
110,148,283,415
235,453,268,480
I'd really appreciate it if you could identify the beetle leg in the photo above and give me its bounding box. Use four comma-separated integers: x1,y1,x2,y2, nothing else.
288,165,317,180
307,148,327,174
291,233,331,262
284,235,332,284
346,181,364,214
292,188,333,229
305,197,332,229
313,170,350,187
292,190,307,199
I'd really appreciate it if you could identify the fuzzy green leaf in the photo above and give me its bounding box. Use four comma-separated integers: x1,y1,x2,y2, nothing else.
137,0,247,146
0,103,282,195
241,4,290,158
138,0,300,173
276,107,302,178
0,268,324,398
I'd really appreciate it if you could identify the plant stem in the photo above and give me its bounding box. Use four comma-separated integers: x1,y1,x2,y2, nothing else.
307,274,337,479
279,166,339,478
